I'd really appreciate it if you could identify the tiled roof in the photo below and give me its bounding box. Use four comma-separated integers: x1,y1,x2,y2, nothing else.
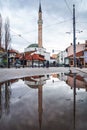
25,53,45,61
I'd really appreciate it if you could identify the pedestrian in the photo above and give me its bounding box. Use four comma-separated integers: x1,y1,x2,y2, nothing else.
46,61,49,68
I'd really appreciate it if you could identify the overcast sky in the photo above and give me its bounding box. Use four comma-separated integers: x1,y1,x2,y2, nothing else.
0,0,87,53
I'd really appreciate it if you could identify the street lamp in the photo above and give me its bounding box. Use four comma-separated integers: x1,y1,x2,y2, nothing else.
76,30,83,33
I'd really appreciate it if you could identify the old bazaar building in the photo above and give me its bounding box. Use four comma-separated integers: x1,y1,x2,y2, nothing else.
65,40,87,67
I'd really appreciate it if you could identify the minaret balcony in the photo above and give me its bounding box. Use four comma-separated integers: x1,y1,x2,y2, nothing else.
38,20,43,24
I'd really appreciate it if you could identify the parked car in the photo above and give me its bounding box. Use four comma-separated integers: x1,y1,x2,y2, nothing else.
0,62,6,68
0,63,5,68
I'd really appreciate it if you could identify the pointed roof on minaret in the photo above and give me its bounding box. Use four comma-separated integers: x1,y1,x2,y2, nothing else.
39,0,42,12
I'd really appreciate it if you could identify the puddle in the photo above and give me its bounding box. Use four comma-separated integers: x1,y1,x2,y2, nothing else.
0,73,87,130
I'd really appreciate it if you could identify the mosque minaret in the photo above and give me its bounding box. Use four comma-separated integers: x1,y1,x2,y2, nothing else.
38,1,43,48
24,0,50,64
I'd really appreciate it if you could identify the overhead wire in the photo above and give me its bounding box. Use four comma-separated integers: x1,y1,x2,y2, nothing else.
9,0,74,36
63,0,74,34
10,0,81,43
64,0,72,15
63,0,87,38
44,18,73,28
10,28,36,44
75,0,87,34
19,18,73,35
9,18,72,45
75,0,83,18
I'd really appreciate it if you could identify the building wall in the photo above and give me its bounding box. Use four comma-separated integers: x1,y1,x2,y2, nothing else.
25,46,50,61
65,41,87,67
67,43,85,57
58,50,67,64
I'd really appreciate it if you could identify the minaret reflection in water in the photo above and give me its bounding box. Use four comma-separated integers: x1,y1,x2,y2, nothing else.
25,75,49,130
38,84,43,130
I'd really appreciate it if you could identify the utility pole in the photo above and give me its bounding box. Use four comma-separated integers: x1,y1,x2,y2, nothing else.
73,4,76,67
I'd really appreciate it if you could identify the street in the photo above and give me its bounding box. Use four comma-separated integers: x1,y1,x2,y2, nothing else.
0,67,87,82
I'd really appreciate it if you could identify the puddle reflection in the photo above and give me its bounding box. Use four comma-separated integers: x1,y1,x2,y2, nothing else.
0,81,11,118
65,73,87,91
24,75,49,130
0,73,87,130
63,72,87,130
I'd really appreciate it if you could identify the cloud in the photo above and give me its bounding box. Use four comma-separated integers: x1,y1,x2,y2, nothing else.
0,0,87,53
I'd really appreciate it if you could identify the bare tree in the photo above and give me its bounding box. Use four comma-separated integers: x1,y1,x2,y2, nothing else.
0,13,2,48
4,17,11,51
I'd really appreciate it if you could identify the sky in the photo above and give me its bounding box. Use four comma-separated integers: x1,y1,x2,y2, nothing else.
0,0,87,53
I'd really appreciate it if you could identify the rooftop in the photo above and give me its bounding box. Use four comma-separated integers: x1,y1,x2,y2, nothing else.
27,44,38,48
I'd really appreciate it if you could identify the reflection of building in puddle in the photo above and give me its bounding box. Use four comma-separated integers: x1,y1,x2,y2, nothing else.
51,74,60,83
24,75,49,88
24,75,49,130
0,79,18,119
54,73,67,81
63,73,87,130
65,73,87,91
0,75,49,129
51,74,59,78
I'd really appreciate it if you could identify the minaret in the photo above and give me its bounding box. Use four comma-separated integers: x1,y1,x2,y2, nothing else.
38,85,43,130
38,0,43,48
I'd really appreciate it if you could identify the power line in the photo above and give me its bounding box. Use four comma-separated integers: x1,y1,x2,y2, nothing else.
64,0,72,15
10,28,36,44
44,18,73,28
75,0,83,19
19,18,73,35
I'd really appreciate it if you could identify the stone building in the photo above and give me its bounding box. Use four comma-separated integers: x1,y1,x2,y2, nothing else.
65,40,87,67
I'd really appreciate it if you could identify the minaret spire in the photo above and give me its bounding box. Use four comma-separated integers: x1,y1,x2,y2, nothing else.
38,0,43,48
39,0,42,12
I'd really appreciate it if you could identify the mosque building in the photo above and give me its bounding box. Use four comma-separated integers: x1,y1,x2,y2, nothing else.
24,1,50,67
